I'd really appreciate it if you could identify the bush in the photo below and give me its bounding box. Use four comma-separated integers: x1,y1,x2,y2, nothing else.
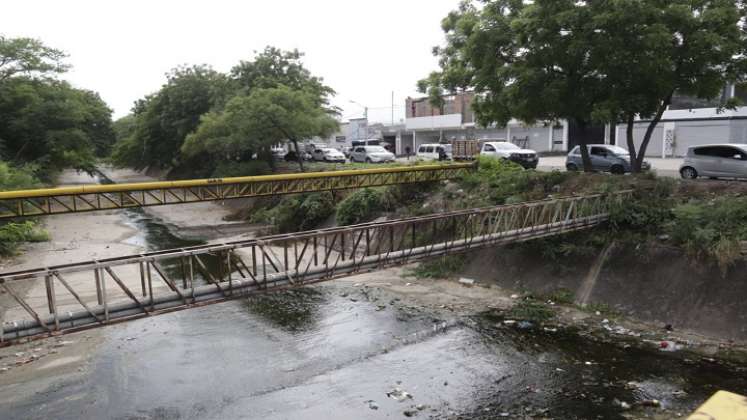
409,255,466,279
336,188,384,226
668,196,747,272
0,162,40,190
0,221,49,256
211,160,272,178
250,192,334,233
506,299,555,322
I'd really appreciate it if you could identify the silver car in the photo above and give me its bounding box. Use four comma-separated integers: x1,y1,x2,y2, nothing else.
680,144,747,179
566,144,650,174
350,145,395,163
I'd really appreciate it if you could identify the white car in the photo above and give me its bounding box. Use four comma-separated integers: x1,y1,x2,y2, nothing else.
480,141,538,169
350,145,395,163
416,143,452,161
312,147,346,163
680,143,747,179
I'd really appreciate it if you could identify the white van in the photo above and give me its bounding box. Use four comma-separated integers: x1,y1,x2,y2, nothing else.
416,143,452,161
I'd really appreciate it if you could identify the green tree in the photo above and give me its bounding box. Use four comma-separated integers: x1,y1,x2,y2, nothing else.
0,36,114,174
591,0,747,172
111,65,231,170
0,36,68,81
182,86,339,171
420,1,601,170
231,47,335,107
0,78,114,173
422,1,747,172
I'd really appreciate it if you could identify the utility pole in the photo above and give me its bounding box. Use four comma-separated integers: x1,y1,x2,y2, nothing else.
391,91,394,126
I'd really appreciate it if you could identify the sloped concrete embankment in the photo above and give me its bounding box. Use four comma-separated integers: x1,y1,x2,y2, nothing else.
461,245,747,341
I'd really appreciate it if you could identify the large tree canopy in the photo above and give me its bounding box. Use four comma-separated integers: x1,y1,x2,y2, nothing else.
0,36,68,81
111,65,230,170
112,47,336,175
182,86,338,172
0,36,114,175
421,0,747,171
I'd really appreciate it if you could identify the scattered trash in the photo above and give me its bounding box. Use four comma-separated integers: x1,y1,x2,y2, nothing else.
53,340,74,348
671,390,688,397
403,409,418,417
543,327,558,333
601,319,609,324
387,387,413,402
365,400,379,410
376,305,386,311
639,399,661,407
614,399,632,410
595,311,601,316
659,341,682,352
503,320,517,325
458,278,475,286
405,283,412,286
126,337,137,341
584,361,593,366
498,412,510,417
664,324,673,331
13,352,24,357
555,368,565,372
0,367,8,372
517,321,534,330
416,404,426,411
510,294,520,299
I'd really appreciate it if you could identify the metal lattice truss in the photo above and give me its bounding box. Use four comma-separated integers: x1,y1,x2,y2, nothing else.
0,164,474,219
0,191,630,345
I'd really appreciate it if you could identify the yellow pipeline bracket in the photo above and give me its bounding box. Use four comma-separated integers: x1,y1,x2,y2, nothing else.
688,391,747,420
0,163,476,218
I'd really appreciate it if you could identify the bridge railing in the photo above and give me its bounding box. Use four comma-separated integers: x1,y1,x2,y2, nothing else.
0,191,630,344
0,163,474,219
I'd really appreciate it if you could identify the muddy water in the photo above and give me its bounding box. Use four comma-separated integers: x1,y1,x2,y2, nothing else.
3,182,747,419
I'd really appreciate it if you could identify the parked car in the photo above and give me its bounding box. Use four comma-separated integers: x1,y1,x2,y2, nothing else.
566,144,649,174
680,144,747,180
416,143,453,161
271,147,287,161
480,141,538,169
342,146,353,158
351,139,381,148
312,147,346,163
350,145,395,163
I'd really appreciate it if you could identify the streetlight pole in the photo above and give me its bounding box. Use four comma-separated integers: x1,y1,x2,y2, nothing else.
349,100,368,141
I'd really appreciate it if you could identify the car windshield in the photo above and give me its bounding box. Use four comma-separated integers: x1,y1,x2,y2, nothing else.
495,142,520,150
366,146,388,153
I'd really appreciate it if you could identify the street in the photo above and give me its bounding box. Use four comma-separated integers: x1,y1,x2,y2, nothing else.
537,156,684,178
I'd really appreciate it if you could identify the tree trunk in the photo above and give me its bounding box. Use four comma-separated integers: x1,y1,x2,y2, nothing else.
574,118,593,172
625,113,637,171
634,91,674,172
290,139,304,172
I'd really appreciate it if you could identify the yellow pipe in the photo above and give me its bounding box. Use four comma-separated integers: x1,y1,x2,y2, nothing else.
0,163,475,200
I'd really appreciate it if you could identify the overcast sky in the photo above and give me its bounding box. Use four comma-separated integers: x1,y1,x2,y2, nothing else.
1,0,460,123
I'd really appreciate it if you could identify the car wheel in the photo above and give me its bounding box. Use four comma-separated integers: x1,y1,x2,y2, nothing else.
365,158,372,163
566,163,579,171
610,165,625,175
680,167,698,179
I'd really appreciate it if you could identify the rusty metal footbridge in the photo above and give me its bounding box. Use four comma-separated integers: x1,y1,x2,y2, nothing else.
0,191,628,345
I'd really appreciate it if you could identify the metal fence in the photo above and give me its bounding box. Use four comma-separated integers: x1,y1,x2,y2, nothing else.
0,191,629,345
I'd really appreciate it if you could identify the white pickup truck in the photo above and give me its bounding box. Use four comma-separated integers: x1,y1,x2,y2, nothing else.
480,141,539,169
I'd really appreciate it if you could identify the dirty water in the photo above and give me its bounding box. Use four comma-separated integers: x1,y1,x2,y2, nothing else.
1,177,747,419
